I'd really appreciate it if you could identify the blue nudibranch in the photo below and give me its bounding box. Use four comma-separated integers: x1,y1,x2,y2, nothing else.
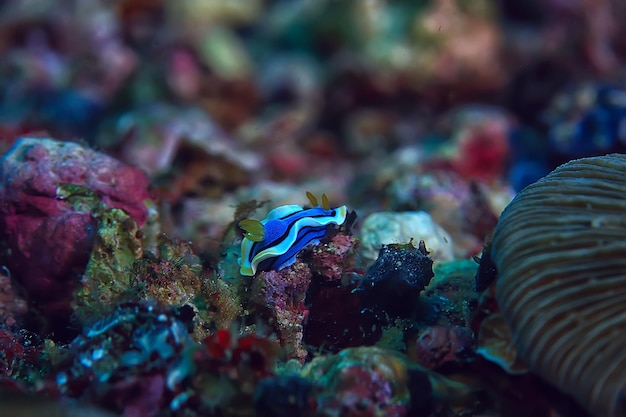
238,193,348,276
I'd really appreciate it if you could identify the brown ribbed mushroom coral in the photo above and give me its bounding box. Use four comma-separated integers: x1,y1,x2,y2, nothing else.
491,154,626,417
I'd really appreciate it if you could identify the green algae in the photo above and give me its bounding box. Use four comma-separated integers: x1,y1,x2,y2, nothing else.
73,208,143,322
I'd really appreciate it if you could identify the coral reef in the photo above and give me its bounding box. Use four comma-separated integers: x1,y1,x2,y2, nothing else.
194,328,279,415
448,107,511,182
55,302,279,417
0,327,36,381
430,260,480,319
353,160,513,259
56,302,197,416
545,83,626,160
0,0,623,415
247,232,359,361
304,277,377,353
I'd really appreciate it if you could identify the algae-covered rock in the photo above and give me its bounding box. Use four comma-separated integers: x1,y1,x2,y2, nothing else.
356,240,434,322
74,208,144,322
0,138,153,329
421,258,479,328
299,346,417,417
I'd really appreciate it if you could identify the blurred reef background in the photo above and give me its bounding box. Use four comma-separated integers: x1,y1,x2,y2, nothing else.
0,0,625,416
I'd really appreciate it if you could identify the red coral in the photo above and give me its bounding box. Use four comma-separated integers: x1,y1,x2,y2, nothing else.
202,329,233,361
198,329,279,391
0,327,39,381
0,328,25,377
453,115,510,182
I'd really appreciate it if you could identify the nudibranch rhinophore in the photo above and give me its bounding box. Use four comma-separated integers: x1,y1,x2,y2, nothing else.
238,193,349,276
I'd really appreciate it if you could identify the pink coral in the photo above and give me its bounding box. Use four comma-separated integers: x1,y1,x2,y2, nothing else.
251,262,312,362
249,235,359,361
0,137,152,321
309,234,359,282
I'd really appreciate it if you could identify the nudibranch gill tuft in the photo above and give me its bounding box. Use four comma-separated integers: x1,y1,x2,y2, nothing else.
238,194,350,276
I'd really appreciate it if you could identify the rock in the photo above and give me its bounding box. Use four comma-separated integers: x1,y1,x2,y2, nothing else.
358,211,454,267
355,241,434,323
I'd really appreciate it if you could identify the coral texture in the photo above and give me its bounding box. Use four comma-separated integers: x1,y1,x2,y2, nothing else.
492,153,626,417
251,262,312,362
